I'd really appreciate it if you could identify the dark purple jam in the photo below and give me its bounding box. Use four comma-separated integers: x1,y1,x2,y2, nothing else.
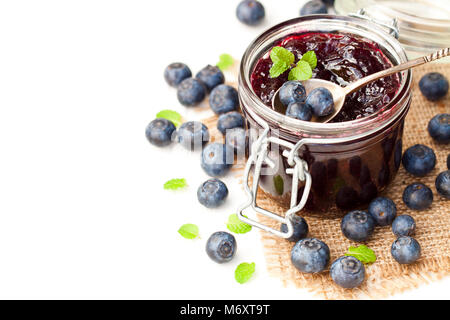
250,33,401,122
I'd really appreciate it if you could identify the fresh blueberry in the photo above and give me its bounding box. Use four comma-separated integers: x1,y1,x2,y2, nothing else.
177,78,206,106
286,102,313,121
392,215,416,237
330,256,365,289
341,210,375,242
209,84,239,115
300,0,328,15
278,81,307,107
164,62,192,87
225,127,247,157
177,121,209,151
428,114,450,144
419,72,449,101
290,238,330,273
306,87,335,117
201,143,234,177
197,178,228,208
391,236,421,264
402,183,433,210
145,118,176,147
368,197,397,226
435,170,450,199
236,0,265,26
280,215,309,242
196,65,225,92
402,144,436,177
206,231,236,264
217,111,245,134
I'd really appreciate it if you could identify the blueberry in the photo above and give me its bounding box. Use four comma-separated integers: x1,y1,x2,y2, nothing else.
428,114,450,144
278,81,307,107
300,0,328,15
145,118,176,147
236,0,265,26
330,256,365,289
435,170,450,199
197,178,228,208
280,215,309,242
341,210,375,242
225,127,247,157
209,84,239,115
206,231,236,264
392,215,416,237
290,238,330,273
286,102,313,121
419,72,449,101
368,197,397,226
306,87,335,117
196,65,225,92
402,144,436,177
177,78,206,106
391,236,421,264
177,121,209,151
201,143,234,177
217,111,245,135
402,183,433,210
164,62,192,87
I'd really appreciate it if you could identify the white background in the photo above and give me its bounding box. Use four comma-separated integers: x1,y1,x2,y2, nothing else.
0,0,448,299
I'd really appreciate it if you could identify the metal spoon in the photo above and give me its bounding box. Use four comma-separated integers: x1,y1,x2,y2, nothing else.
272,47,450,123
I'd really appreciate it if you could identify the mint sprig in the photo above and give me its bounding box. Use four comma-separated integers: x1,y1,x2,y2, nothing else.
269,47,294,78
178,224,199,239
156,109,182,127
235,262,255,284
226,214,252,234
269,47,317,81
345,245,377,264
217,53,234,71
164,178,187,190
288,60,312,81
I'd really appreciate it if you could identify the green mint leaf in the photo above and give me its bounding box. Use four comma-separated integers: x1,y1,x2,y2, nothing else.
235,262,256,284
178,224,199,239
270,46,295,65
164,178,187,190
269,62,289,78
288,60,312,81
273,175,284,195
226,214,252,234
217,53,234,71
301,51,317,69
156,109,182,127
345,245,377,264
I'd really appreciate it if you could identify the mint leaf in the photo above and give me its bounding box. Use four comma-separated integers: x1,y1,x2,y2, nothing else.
345,245,377,264
164,178,187,190
226,214,252,234
288,60,313,81
217,53,234,71
301,51,317,69
178,224,199,239
269,47,294,78
273,175,284,195
235,262,255,284
269,62,289,78
156,109,182,127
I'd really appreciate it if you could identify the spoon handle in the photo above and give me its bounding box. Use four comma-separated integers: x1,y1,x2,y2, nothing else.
343,47,450,95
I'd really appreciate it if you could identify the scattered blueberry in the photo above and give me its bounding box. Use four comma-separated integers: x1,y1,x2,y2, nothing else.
290,238,330,273
225,127,247,157
392,215,416,237
428,114,450,144
368,197,397,226
217,111,245,134
197,178,229,208
177,121,209,151
419,72,449,101
402,183,433,210
330,256,365,289
280,215,309,242
196,65,225,92
164,62,192,87
206,231,236,264
341,210,375,242
209,84,239,115
279,81,307,107
201,143,234,177
402,144,436,177
177,78,206,106
286,102,313,121
145,118,176,147
391,236,421,264
300,0,328,15
236,0,265,26
435,170,450,199
306,87,335,117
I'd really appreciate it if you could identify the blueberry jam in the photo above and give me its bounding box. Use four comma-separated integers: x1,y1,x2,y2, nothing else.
250,33,400,122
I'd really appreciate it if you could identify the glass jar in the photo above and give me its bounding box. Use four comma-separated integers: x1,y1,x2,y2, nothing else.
237,15,411,235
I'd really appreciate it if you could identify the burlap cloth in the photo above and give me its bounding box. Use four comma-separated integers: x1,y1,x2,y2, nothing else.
203,63,449,299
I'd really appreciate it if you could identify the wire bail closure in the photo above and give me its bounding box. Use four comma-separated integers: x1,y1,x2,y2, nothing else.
349,9,399,39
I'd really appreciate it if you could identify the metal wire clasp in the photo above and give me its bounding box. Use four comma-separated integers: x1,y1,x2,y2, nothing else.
349,8,399,39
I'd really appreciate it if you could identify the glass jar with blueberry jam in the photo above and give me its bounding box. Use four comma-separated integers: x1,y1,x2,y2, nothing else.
237,15,411,227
